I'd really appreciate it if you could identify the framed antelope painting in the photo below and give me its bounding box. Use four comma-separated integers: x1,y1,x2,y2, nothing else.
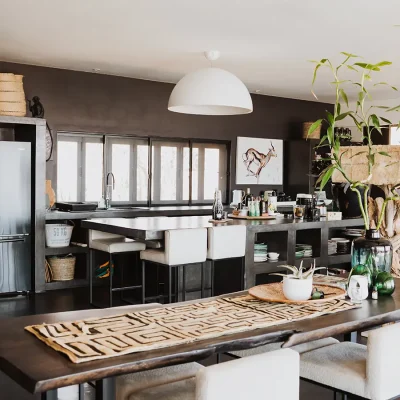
236,137,283,184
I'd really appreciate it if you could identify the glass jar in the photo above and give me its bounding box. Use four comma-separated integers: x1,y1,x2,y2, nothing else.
351,229,393,292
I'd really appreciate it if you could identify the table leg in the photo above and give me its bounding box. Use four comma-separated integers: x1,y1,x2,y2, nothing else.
41,389,57,400
344,331,357,343
96,377,116,400
79,384,85,400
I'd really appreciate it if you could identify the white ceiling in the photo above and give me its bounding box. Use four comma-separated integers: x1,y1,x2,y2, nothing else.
1,0,400,103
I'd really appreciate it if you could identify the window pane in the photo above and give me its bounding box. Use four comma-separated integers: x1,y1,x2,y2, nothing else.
57,141,78,201
204,148,220,200
160,146,177,201
112,144,130,201
192,148,199,201
183,147,189,201
85,142,103,201
137,145,148,201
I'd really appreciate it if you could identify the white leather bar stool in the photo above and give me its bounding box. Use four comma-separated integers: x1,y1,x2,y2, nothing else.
140,228,207,303
119,348,299,400
300,323,400,399
207,225,246,295
134,217,168,249
89,230,146,307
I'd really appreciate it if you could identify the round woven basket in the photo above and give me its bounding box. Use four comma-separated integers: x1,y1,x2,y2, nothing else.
47,255,76,281
302,122,321,139
0,101,26,116
0,81,24,92
0,73,17,82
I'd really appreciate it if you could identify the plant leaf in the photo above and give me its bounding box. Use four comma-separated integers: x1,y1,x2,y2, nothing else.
320,166,335,190
326,111,334,126
341,52,359,58
336,111,353,121
375,61,392,67
350,151,367,159
387,105,400,112
354,62,380,71
307,119,323,137
339,89,349,107
370,114,382,134
380,117,392,125
378,151,391,157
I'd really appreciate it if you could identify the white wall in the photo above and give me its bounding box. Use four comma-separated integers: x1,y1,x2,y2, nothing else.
336,98,400,142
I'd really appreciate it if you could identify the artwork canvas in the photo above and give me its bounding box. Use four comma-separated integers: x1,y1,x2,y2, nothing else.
236,137,283,184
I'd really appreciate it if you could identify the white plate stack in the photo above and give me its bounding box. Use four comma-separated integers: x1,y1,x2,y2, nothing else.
254,243,268,262
328,240,338,255
296,244,312,257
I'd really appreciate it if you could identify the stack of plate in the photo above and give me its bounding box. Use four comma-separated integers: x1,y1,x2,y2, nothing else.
295,249,305,259
254,243,268,262
343,229,364,238
296,244,312,258
328,240,338,255
332,238,350,254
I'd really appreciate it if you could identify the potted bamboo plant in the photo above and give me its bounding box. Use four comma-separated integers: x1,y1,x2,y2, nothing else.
308,53,400,294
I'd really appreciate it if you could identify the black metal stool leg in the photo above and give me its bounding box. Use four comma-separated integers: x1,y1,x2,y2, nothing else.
89,249,94,306
109,253,113,308
210,260,215,296
168,265,172,303
200,262,205,298
141,260,146,304
216,353,221,364
95,377,116,400
79,383,85,400
182,265,186,301
41,390,57,400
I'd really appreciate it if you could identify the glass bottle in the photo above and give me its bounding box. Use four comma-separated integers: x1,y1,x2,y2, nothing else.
350,229,393,292
244,188,252,206
254,197,260,217
212,189,224,220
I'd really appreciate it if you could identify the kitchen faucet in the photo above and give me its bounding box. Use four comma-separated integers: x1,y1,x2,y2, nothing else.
105,172,115,209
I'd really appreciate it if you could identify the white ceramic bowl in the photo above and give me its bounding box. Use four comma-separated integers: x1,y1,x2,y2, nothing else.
282,277,313,301
268,252,279,260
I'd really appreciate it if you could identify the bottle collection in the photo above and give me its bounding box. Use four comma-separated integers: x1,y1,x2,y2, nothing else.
235,188,282,217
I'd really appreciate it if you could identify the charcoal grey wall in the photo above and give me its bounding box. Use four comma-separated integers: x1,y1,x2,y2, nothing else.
0,61,333,199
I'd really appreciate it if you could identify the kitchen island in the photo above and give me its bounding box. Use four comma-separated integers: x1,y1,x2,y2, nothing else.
82,216,365,289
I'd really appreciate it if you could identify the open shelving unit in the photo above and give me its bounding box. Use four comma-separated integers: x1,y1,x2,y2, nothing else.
245,218,365,288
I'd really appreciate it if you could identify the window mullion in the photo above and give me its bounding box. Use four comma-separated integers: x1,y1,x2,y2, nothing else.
197,146,205,202
78,138,84,202
130,142,136,203
176,145,183,202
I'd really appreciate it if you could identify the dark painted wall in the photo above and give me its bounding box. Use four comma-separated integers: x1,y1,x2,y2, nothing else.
0,61,332,199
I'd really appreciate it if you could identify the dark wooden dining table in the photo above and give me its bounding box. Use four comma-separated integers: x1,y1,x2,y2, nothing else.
2,287,400,400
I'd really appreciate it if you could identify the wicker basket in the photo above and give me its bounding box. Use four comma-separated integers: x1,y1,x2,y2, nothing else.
0,73,26,117
47,255,76,281
302,122,321,139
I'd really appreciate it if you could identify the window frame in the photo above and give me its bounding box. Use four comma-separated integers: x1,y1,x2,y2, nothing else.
57,131,231,206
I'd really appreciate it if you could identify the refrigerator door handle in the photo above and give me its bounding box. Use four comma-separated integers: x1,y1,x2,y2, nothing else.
0,233,29,243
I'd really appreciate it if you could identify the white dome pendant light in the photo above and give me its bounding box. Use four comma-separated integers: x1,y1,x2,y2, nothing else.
168,50,253,115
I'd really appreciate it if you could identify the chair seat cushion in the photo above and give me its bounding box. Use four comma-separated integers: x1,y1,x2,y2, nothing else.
300,342,367,398
228,337,339,358
117,363,203,400
90,237,146,253
140,249,167,264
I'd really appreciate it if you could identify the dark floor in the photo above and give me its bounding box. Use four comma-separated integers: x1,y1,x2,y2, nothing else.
0,288,357,399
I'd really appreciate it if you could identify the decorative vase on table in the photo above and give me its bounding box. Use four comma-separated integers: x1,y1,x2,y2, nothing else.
351,229,394,295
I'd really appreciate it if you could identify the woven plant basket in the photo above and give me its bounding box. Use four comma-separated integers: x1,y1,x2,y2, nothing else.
0,102,26,116
302,122,321,140
47,255,76,281
0,91,25,102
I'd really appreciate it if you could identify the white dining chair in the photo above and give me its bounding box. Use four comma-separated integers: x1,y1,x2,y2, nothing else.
140,228,207,303
118,348,299,400
207,225,246,295
300,323,400,399
88,230,146,307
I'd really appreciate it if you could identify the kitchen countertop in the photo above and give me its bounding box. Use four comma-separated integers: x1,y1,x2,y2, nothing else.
45,205,214,220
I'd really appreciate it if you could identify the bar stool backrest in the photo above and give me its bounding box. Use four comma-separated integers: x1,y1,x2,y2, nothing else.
88,230,123,245
164,228,207,265
195,348,299,400
207,225,246,260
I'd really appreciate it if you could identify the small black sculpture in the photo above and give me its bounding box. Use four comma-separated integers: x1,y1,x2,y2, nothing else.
28,96,45,118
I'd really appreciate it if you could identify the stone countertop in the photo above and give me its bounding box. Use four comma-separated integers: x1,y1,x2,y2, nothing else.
45,205,214,220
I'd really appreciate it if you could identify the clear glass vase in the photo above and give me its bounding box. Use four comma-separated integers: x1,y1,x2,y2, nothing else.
351,229,393,293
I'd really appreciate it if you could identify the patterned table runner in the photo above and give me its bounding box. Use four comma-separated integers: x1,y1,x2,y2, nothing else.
25,293,357,363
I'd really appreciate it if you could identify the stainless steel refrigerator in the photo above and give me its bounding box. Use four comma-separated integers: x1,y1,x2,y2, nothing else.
0,141,32,294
